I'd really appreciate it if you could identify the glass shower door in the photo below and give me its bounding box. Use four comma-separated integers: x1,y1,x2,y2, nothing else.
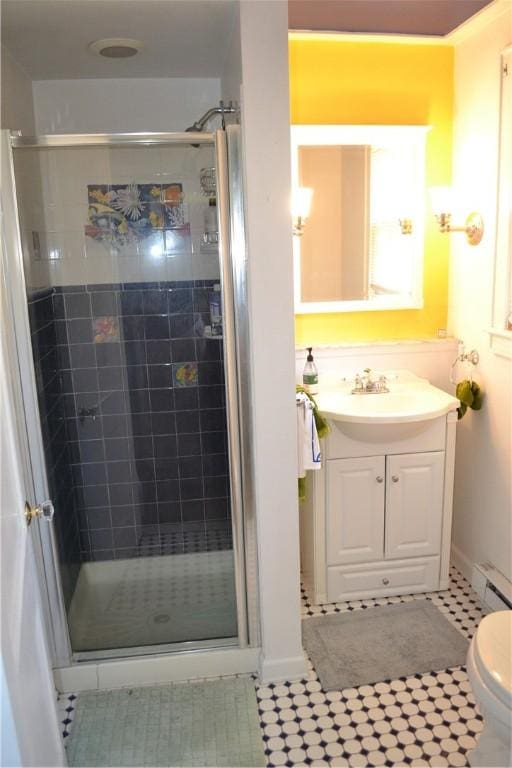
12,135,239,655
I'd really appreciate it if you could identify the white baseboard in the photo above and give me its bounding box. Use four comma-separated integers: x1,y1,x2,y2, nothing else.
54,647,260,693
258,652,308,684
451,543,474,582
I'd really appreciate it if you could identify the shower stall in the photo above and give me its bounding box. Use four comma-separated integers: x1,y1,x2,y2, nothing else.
3,126,257,670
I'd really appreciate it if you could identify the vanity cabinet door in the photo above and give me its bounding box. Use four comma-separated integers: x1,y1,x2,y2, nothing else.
385,451,444,560
326,456,385,566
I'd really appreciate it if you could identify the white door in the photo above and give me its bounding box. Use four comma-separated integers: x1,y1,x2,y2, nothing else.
326,456,385,566
1,142,66,766
385,451,445,560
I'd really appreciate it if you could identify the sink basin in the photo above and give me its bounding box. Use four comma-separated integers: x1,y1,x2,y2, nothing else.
316,373,459,424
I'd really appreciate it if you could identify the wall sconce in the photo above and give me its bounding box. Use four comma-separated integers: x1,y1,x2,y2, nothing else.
430,186,484,245
399,218,413,235
292,187,313,236
397,197,415,235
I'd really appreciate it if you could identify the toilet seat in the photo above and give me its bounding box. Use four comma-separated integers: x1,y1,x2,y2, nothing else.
473,611,512,709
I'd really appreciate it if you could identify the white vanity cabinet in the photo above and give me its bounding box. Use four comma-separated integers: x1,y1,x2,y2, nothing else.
326,456,385,566
300,411,457,604
384,452,445,559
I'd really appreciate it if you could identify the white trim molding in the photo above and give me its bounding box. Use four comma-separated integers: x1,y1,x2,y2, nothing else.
488,327,512,359
450,543,474,583
288,31,451,47
489,45,512,358
54,647,261,694
295,338,460,359
258,652,308,685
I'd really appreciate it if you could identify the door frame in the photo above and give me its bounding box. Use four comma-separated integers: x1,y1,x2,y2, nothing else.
3,127,259,670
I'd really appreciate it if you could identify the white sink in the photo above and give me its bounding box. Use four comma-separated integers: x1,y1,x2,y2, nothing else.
316,371,459,424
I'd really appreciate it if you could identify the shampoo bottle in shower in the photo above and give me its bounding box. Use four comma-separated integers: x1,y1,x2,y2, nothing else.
204,198,217,244
209,283,222,336
303,347,318,395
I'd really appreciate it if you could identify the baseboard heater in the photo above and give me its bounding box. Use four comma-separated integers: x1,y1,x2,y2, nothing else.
472,562,512,611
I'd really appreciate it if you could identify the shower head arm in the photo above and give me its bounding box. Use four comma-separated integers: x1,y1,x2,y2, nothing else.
185,101,238,133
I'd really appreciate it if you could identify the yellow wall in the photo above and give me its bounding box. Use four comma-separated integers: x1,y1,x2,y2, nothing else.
289,35,454,346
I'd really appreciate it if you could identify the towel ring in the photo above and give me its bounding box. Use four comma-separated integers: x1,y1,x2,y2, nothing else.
450,348,479,384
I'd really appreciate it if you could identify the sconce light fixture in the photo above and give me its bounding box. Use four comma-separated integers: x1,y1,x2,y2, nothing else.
292,187,313,236
430,186,484,246
399,218,413,235
397,196,415,235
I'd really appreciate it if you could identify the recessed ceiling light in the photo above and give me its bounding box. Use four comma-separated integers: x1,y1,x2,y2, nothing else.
88,38,144,58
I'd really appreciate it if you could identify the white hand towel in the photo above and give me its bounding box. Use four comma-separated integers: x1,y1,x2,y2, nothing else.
297,399,306,478
296,392,321,473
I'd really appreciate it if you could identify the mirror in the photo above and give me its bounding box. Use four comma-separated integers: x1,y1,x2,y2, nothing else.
291,125,429,313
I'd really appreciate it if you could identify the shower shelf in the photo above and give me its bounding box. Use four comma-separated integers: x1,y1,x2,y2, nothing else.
200,167,216,198
201,230,219,254
200,245,219,255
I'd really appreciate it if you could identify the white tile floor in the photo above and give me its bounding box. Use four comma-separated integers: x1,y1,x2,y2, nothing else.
58,566,486,767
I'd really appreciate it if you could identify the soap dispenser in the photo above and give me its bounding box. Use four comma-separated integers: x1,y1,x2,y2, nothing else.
302,347,318,395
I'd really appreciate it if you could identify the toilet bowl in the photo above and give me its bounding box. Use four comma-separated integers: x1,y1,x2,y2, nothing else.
466,610,512,767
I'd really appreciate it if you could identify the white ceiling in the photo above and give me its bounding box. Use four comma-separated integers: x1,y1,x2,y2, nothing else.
1,0,236,80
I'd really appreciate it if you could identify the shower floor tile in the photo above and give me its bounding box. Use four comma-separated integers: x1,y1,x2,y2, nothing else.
66,677,266,767
137,526,232,556
68,550,237,652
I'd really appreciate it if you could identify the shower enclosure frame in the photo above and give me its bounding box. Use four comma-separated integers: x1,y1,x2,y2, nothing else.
2,127,259,672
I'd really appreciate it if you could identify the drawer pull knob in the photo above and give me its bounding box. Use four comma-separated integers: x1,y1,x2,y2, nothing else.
376,476,383,483
382,577,390,585
392,475,399,483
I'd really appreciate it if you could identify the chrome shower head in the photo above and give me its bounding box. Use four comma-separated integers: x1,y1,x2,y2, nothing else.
184,101,237,137
185,120,206,134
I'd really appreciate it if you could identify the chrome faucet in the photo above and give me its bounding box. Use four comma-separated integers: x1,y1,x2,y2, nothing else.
351,368,389,394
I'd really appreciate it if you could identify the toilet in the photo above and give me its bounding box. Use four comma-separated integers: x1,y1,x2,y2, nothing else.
466,611,512,767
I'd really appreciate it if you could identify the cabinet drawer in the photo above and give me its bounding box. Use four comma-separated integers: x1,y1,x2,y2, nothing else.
327,557,440,602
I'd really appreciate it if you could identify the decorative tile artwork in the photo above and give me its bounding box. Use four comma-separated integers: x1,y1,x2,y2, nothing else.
93,316,119,343
85,183,191,255
173,362,198,387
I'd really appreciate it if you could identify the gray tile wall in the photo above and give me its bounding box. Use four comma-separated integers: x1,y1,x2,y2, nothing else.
27,288,81,607
53,280,232,561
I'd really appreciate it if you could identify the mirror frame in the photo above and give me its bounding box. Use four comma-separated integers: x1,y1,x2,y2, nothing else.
489,46,512,358
291,124,430,314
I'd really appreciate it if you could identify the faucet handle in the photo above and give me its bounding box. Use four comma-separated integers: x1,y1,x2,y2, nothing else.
363,367,373,381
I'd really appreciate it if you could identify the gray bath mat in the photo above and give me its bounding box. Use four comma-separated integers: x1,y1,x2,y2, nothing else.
66,677,265,767
302,600,469,691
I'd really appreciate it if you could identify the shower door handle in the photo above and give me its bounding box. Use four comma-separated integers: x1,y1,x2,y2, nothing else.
24,499,54,527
